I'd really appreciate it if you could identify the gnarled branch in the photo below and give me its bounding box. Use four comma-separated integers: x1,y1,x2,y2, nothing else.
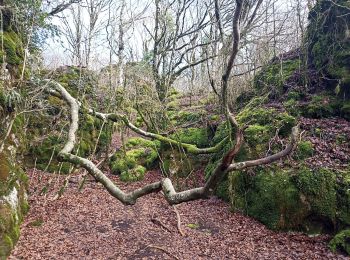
43,80,299,206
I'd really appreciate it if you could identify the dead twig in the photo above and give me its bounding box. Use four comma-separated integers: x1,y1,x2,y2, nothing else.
145,244,180,260
173,205,185,236
151,215,173,233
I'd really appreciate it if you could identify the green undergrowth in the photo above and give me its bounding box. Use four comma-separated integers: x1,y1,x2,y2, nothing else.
28,113,113,174
109,137,160,182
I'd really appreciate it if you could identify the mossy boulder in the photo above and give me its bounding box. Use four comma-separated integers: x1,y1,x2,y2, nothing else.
229,167,309,230
295,141,314,160
228,166,349,234
109,137,160,182
205,101,297,201
26,67,113,173
307,0,350,98
302,93,342,118
0,150,28,258
169,127,210,148
254,57,301,98
329,229,350,255
0,31,24,78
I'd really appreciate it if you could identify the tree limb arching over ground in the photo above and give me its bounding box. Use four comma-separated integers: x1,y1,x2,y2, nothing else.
44,79,299,206
40,0,299,206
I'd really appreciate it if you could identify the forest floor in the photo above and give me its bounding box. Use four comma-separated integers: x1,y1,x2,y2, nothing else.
9,171,347,260
9,118,350,260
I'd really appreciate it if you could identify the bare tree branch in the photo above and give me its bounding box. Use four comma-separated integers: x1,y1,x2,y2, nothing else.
43,79,299,206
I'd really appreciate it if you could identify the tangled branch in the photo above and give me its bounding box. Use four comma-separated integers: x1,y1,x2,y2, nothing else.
44,80,299,205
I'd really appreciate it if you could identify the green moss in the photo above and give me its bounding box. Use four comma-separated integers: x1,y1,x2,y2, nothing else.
173,110,205,125
215,180,230,201
295,167,337,224
230,168,308,230
120,165,146,182
28,219,44,227
167,100,179,111
187,223,199,229
0,31,24,66
302,93,341,118
0,234,13,258
341,101,350,120
254,59,301,96
110,137,160,181
0,201,26,258
336,169,350,227
329,229,350,255
126,137,160,149
295,141,314,160
227,165,350,233
237,105,296,136
307,0,350,97
27,107,112,174
244,125,270,146
283,99,300,117
205,105,296,201
170,127,210,148
287,91,303,100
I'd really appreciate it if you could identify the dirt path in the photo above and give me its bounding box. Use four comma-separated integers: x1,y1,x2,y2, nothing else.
9,169,347,260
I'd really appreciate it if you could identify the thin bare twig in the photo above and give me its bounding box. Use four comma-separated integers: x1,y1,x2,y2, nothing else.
173,205,185,236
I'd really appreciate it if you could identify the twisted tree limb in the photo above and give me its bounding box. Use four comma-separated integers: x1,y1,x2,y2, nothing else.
43,80,299,206
40,0,293,207
47,85,227,155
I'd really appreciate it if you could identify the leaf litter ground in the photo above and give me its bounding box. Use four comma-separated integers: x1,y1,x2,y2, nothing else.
10,117,350,259
9,169,348,259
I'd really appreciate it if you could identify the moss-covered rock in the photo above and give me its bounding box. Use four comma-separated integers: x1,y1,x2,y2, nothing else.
341,101,350,120
120,165,146,182
229,167,309,230
227,165,349,235
109,137,160,181
169,127,210,148
254,58,301,98
0,150,28,259
295,167,337,232
302,93,342,118
26,67,113,173
0,31,24,78
336,169,350,228
329,229,350,255
307,0,350,98
295,141,314,160
205,100,297,201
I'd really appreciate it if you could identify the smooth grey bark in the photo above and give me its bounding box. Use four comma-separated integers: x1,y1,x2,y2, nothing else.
43,80,299,205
